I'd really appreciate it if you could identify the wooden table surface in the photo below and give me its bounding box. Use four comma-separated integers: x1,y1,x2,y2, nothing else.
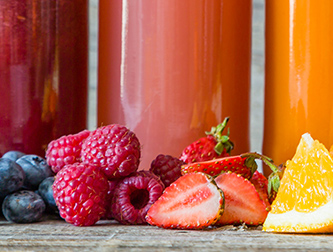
1,216,332,252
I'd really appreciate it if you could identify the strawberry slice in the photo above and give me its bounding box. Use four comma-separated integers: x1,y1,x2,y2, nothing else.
146,172,224,229
181,152,260,179
215,172,268,226
250,170,271,211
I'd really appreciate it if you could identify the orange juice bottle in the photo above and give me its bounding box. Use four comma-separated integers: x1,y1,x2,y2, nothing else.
263,0,333,175
98,0,252,169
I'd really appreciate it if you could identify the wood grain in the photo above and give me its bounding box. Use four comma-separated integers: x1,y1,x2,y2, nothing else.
1,218,333,251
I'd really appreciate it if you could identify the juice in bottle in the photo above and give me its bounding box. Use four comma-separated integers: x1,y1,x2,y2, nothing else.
0,0,88,157
263,0,333,175
98,0,252,169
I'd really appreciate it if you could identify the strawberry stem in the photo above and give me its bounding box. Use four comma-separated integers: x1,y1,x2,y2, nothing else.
240,152,282,196
244,156,258,176
240,152,279,173
205,117,234,156
255,154,282,197
267,172,280,197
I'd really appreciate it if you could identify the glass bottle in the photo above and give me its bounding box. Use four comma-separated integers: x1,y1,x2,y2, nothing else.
263,0,333,175
0,0,88,157
98,0,252,169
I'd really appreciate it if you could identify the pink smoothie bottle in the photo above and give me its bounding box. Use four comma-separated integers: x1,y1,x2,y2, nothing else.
98,0,252,169
0,0,88,157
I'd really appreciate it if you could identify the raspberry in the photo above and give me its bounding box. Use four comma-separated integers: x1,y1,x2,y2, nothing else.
150,154,185,187
53,163,109,226
46,130,90,174
80,124,141,179
102,179,120,220
111,171,164,225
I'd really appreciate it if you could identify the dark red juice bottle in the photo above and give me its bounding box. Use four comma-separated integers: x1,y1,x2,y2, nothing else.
0,0,88,156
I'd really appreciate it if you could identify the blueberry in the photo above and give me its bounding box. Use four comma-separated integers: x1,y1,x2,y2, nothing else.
2,190,46,223
38,177,58,214
16,155,54,190
2,150,25,162
0,158,25,199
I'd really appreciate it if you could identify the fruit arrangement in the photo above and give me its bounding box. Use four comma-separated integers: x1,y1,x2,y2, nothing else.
146,153,278,229
0,118,282,230
2,117,333,234
49,124,161,226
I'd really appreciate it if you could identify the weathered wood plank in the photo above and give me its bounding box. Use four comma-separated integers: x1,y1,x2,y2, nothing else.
1,218,333,251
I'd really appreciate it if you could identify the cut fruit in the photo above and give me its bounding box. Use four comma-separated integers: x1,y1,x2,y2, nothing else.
215,172,268,226
263,133,333,233
146,172,224,229
250,171,271,211
330,144,333,158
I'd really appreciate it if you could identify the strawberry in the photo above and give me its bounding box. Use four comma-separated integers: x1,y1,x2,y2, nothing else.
250,170,271,211
214,172,269,226
179,117,234,164
180,152,262,179
145,172,224,230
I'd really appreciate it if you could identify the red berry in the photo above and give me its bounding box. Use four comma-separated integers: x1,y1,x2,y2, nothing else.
53,163,109,226
214,172,268,226
181,152,259,179
111,171,164,225
179,118,234,164
46,130,90,174
102,179,121,220
150,154,185,187
250,170,271,211
80,124,141,179
146,172,224,229
180,135,223,164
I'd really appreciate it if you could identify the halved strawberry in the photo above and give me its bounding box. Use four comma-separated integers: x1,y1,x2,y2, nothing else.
214,172,268,226
250,170,271,211
181,152,260,179
146,172,224,229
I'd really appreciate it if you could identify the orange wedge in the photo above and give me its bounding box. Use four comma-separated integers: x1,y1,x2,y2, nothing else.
263,133,333,233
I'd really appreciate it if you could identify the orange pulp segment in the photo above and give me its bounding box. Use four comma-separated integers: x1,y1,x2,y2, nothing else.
330,144,333,158
263,133,333,233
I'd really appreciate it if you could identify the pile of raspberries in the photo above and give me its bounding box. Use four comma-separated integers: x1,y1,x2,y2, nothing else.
46,124,183,226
